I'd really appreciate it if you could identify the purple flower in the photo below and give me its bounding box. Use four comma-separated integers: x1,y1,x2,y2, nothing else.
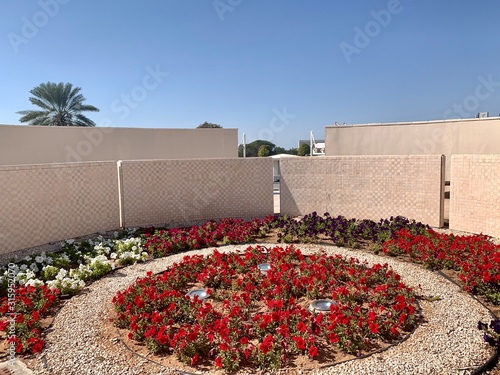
484,333,496,346
478,321,488,330
489,319,500,334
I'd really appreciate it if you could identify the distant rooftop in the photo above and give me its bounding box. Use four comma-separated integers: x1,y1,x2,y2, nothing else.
325,116,500,129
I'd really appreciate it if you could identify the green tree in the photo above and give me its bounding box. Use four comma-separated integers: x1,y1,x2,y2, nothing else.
239,140,276,157
274,146,298,155
17,82,99,126
297,143,310,156
197,121,222,128
257,145,270,157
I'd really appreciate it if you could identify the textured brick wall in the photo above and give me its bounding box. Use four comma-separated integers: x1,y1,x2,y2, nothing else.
119,158,274,227
280,155,444,227
0,162,120,257
450,155,500,237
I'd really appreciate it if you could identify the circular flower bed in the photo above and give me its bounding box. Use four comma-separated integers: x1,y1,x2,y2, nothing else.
112,245,419,371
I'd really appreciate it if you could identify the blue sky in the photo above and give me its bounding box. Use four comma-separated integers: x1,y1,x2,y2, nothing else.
1,0,499,148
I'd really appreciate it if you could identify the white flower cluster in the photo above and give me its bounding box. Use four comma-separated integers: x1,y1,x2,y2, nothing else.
112,237,148,264
68,263,93,280
2,233,146,295
46,270,85,295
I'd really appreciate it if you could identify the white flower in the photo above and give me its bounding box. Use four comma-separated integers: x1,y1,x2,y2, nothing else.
25,279,44,287
56,268,68,280
23,256,32,262
89,255,108,266
46,280,58,289
35,255,44,264
66,239,75,245
110,253,117,260
20,264,28,271
29,263,39,273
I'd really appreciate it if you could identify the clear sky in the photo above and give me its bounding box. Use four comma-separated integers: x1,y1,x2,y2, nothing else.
1,0,499,148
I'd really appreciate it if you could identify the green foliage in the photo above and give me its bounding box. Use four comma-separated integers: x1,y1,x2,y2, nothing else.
197,121,222,128
239,141,298,157
42,265,59,281
274,146,298,155
297,143,310,156
17,82,99,126
240,140,276,157
89,259,112,280
258,145,270,157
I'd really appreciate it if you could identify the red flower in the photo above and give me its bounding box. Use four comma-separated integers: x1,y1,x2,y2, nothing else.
297,321,307,333
369,322,379,334
134,296,145,309
191,354,199,366
215,356,223,368
259,334,274,354
308,345,318,357
292,336,306,350
0,320,8,331
328,332,339,344
27,337,44,353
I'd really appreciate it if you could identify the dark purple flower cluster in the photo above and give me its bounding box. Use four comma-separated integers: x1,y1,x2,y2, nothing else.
478,319,500,348
272,212,428,248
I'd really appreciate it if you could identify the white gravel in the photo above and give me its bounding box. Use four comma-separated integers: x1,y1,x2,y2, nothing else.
29,243,495,375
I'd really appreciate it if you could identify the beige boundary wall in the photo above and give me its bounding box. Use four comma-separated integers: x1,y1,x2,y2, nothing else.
325,117,500,180
0,158,274,258
449,155,500,238
119,158,274,227
0,125,237,165
280,155,445,227
0,162,120,257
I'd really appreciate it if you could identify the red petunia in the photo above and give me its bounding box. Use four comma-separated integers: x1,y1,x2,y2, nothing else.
308,345,318,357
292,336,306,350
27,337,44,353
369,322,379,334
215,356,223,368
191,354,199,366
297,321,307,333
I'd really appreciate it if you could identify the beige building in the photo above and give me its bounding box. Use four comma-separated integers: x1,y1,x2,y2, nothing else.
325,117,500,180
0,124,238,165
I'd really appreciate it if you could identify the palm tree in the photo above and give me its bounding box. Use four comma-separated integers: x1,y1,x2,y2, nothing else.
17,82,99,126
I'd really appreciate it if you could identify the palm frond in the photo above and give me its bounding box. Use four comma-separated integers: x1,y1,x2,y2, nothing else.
18,82,100,127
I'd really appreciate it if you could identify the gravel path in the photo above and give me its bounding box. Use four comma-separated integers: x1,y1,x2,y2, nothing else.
29,243,494,375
